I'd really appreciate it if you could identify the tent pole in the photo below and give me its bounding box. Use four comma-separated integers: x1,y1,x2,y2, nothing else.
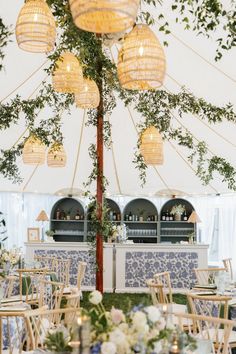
96,34,104,293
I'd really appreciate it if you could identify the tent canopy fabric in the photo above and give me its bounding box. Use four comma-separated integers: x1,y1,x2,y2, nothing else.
0,1,236,197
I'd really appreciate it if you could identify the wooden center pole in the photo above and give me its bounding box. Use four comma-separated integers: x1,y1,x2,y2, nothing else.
96,34,104,292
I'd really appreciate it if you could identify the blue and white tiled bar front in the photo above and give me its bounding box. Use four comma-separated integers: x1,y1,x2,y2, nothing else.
24,242,114,292
24,242,208,292
115,243,208,292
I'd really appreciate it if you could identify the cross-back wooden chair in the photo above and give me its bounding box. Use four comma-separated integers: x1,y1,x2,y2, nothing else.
24,307,79,350
0,275,17,299
187,293,231,319
77,261,87,290
34,255,71,286
222,258,233,281
16,268,48,306
193,267,227,286
0,310,33,354
39,279,64,313
146,279,165,305
174,312,235,354
154,271,187,313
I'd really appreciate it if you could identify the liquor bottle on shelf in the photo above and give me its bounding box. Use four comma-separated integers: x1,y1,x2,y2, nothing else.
183,211,188,221
75,210,80,220
128,211,132,221
55,208,61,220
113,211,117,221
60,209,66,220
162,212,166,221
109,210,113,221
166,210,170,221
117,213,121,221
169,213,173,221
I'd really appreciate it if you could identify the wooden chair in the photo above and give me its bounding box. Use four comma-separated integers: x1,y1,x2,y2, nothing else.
222,258,233,281
24,307,79,350
35,255,71,286
39,279,64,312
146,279,165,305
174,312,235,354
77,261,87,292
16,268,48,306
193,267,226,286
154,271,187,313
0,275,17,299
0,310,33,354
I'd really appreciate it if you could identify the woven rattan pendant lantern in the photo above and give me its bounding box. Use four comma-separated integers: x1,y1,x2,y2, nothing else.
23,135,46,165
15,0,56,53
118,24,166,90
47,143,67,167
140,126,163,165
75,78,100,109
52,52,83,93
69,0,139,33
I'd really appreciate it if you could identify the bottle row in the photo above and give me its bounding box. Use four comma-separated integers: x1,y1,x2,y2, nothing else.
161,210,188,222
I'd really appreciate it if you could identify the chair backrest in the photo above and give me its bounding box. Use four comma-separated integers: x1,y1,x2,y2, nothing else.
0,275,17,299
39,279,64,312
174,312,235,354
222,258,233,281
154,271,173,303
17,268,48,305
187,293,231,319
77,261,87,290
34,255,71,286
0,311,32,354
146,278,165,305
193,267,226,285
24,307,79,350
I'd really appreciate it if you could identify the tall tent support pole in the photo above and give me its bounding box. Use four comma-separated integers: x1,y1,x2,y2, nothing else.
96,34,104,292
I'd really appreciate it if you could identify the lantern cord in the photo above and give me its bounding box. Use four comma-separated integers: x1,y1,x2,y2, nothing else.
9,75,49,150
164,79,236,149
167,140,218,193
107,116,122,195
22,164,40,192
168,31,236,84
70,109,86,194
126,105,172,192
0,59,49,103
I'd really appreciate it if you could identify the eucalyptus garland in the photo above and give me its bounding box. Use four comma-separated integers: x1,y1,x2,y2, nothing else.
0,17,12,72
0,0,236,198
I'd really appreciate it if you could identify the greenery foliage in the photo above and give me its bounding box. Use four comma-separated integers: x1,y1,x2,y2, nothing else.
0,1,236,195
0,17,12,71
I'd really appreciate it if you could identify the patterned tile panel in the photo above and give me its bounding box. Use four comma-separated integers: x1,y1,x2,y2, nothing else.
125,251,198,288
34,249,95,286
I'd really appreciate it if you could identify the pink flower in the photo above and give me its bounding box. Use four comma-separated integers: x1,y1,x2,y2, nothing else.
110,307,125,325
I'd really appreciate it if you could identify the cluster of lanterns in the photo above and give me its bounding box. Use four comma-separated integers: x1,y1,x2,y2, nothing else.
23,135,67,167
16,0,165,166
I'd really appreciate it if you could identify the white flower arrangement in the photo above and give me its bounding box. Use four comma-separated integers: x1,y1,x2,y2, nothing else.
111,224,128,243
0,248,20,268
87,291,196,354
170,204,186,215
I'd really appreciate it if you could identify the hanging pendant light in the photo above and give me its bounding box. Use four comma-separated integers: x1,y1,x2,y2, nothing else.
140,126,163,165
69,0,139,34
118,24,166,90
15,0,56,53
47,143,67,167
52,52,83,93
23,135,46,165
75,78,100,109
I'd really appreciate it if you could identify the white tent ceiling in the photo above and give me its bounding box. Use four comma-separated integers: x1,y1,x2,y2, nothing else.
0,1,236,197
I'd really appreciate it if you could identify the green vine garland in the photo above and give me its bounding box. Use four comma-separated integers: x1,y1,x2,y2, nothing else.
0,17,12,72
0,1,235,212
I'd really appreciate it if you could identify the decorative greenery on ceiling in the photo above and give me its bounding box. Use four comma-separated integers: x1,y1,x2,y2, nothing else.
0,18,12,71
0,0,236,193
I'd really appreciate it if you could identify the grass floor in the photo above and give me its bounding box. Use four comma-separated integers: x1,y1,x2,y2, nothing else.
81,292,187,312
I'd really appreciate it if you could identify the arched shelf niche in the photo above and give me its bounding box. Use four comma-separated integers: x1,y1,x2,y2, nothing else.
160,198,195,243
123,198,158,243
50,197,85,242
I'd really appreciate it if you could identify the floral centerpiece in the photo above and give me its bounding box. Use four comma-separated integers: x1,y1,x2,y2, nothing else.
0,248,20,277
110,224,128,243
170,204,186,221
85,290,196,354
44,324,72,353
